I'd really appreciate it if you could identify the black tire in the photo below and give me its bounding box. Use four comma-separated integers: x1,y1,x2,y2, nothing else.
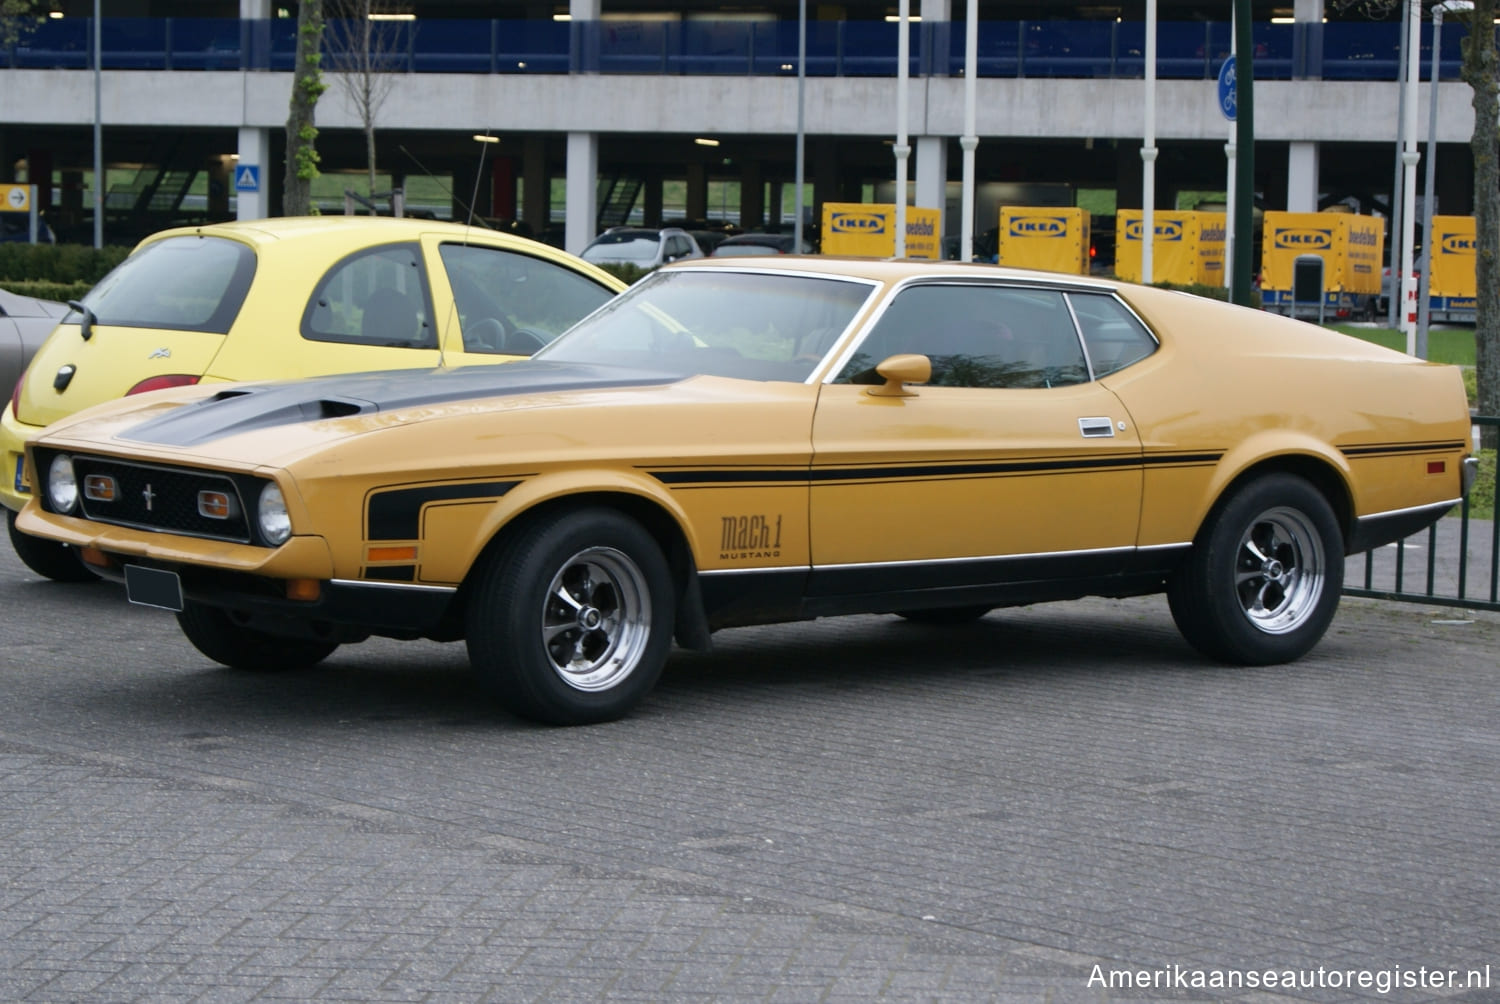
896,606,992,625
465,507,674,726
7,509,98,583
1167,473,1343,665
176,601,338,672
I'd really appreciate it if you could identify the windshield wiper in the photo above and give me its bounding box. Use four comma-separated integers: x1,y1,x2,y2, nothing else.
67,300,97,342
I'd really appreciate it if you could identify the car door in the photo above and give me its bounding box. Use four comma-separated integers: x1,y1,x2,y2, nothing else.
807,280,1145,597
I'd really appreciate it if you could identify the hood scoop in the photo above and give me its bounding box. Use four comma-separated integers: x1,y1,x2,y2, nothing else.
117,362,680,448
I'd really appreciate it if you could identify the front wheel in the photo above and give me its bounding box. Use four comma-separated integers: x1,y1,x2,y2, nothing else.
176,602,339,672
1168,473,1343,665
465,508,675,725
7,509,98,583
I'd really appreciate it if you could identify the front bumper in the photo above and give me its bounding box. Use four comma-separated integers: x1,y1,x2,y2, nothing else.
0,409,40,513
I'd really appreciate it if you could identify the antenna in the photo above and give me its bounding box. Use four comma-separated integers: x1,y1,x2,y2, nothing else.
466,132,493,231
397,144,495,230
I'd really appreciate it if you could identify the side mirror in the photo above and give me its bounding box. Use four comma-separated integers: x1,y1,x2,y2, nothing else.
865,353,931,398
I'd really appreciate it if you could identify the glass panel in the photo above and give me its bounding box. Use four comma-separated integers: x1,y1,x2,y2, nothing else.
302,242,434,348
835,284,1089,389
1068,292,1157,378
439,243,616,355
78,235,255,334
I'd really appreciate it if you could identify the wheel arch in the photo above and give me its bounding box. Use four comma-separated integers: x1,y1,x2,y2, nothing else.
462,487,712,652
1198,449,1355,551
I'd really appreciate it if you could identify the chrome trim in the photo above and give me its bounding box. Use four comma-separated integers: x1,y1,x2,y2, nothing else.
813,544,1137,572
1462,456,1479,496
330,578,458,595
1136,542,1192,553
1355,498,1462,525
698,565,811,578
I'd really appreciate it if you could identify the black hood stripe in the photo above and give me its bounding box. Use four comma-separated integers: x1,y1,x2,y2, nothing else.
120,361,683,448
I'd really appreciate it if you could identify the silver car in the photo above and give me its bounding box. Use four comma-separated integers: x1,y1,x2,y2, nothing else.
580,227,705,268
0,287,68,401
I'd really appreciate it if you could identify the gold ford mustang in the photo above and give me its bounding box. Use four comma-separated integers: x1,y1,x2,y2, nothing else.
16,258,1477,725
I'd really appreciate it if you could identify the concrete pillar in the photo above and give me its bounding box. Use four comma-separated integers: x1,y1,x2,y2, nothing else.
915,136,947,227
685,161,707,224
643,168,664,227
207,156,231,218
235,126,271,221
565,131,598,255
521,136,548,231
1287,142,1320,212
739,160,764,231
916,0,952,234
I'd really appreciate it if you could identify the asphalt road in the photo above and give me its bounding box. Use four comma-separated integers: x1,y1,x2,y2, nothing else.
2,541,1498,1003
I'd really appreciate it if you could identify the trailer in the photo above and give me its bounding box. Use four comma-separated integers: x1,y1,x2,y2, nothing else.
1425,215,1477,324
1260,211,1384,320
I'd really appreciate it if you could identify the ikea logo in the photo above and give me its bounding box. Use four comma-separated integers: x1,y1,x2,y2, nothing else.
1008,216,1068,238
830,212,887,235
1123,220,1185,241
1441,235,1476,255
1273,228,1333,250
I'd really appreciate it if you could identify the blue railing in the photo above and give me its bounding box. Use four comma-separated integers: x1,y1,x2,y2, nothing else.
0,17,1474,81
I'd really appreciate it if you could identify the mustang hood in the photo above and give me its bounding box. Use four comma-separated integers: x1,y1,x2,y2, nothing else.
116,362,683,449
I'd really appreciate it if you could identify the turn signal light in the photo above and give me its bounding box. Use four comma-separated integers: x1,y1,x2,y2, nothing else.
285,578,321,602
366,545,417,562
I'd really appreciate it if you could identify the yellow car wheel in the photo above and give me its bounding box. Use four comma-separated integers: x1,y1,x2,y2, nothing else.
7,509,98,583
1168,473,1343,665
176,602,340,672
465,507,675,726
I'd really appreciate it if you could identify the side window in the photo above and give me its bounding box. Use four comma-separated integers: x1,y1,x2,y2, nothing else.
302,242,435,348
833,284,1089,389
1067,293,1158,378
440,243,617,355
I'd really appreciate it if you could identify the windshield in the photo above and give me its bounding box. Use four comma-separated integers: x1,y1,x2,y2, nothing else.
535,268,875,382
582,235,661,263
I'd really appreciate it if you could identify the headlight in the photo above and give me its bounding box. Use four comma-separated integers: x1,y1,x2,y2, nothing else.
47,454,79,513
257,482,292,546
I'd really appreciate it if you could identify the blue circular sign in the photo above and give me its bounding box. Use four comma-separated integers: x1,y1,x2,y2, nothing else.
1217,55,1237,121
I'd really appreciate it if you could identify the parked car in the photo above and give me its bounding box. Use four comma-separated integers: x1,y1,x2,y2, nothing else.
0,213,57,244
579,227,705,268
711,232,815,256
0,288,69,408
2,216,626,581
17,258,1475,725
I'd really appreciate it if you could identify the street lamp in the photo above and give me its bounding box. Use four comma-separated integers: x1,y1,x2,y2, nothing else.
1418,0,1472,359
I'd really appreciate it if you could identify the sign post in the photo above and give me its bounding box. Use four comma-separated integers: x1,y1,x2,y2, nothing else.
1218,54,1237,290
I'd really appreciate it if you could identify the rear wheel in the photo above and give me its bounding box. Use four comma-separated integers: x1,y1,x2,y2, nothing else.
176,602,338,672
466,508,674,726
7,509,98,583
1168,473,1342,665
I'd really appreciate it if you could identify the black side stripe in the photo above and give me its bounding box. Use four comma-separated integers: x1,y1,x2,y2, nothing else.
367,481,519,540
1340,441,1468,458
648,451,1222,486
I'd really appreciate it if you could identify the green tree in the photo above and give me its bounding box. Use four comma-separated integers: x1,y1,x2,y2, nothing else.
0,0,44,51
283,0,328,217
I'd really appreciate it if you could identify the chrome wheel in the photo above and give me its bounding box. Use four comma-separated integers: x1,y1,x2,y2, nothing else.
1234,506,1325,635
541,545,652,692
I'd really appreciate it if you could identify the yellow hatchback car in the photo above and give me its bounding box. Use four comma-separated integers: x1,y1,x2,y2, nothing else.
17,257,1476,725
3,216,625,580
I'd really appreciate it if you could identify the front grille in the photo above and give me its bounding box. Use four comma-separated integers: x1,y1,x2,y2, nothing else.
72,456,255,544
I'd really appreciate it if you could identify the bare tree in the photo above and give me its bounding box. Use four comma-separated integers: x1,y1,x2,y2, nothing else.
1456,0,1500,442
283,0,328,217
1335,0,1497,438
325,0,407,199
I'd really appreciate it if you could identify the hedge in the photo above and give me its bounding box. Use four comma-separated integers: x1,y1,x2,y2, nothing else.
0,243,131,285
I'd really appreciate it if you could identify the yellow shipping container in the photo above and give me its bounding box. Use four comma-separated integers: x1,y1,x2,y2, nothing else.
1113,211,1226,285
995,207,1091,274
1260,211,1383,316
820,203,942,259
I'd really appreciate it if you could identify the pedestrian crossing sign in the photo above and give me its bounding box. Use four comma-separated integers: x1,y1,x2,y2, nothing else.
234,165,261,192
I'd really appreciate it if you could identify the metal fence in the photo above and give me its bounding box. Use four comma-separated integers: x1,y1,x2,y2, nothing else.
1345,415,1499,612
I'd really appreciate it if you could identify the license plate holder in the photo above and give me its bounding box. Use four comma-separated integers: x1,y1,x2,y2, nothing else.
124,565,185,612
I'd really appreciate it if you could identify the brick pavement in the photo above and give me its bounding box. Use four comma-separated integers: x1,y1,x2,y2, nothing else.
2,544,1498,1002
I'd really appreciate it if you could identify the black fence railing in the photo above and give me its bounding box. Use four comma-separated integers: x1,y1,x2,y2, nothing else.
1345,415,1499,612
